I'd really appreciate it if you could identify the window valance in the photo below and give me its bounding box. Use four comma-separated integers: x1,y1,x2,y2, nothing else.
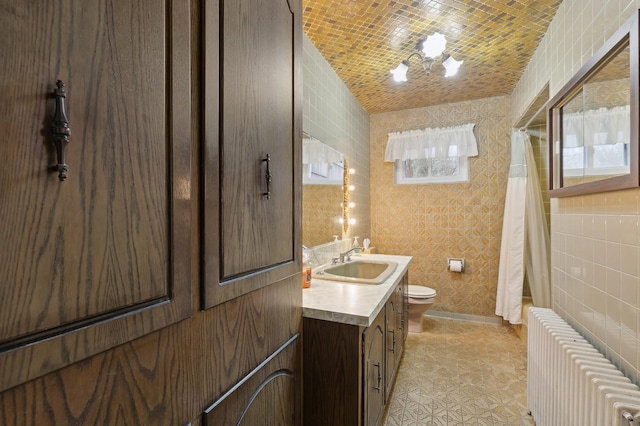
384,123,477,162
563,105,630,148
303,137,344,165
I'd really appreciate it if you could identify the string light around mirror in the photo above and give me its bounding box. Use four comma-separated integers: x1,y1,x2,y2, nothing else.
340,162,356,233
390,32,463,82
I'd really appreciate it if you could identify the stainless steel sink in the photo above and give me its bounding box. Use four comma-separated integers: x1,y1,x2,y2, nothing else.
312,259,398,284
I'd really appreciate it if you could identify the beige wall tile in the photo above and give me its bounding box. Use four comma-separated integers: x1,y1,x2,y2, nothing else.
370,96,510,318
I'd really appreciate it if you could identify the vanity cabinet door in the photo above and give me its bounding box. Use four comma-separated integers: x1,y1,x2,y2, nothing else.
396,276,407,365
400,272,409,351
363,310,385,426
385,295,398,398
203,0,302,309
0,0,191,393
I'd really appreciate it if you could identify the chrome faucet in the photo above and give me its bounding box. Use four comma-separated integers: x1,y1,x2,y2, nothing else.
338,247,360,263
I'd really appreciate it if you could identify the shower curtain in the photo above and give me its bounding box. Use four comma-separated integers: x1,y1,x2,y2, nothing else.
496,130,551,324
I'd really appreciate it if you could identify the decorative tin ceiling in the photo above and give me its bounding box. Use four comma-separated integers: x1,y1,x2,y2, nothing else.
303,0,563,114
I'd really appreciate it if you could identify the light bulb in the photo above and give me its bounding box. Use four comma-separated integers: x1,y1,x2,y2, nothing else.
348,185,355,191
348,202,355,208
349,218,356,225
443,54,463,77
421,32,446,58
390,61,409,82
349,168,356,174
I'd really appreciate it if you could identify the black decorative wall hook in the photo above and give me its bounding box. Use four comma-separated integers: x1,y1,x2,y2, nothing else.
50,80,71,181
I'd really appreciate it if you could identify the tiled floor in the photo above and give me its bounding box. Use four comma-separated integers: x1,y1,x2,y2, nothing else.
383,316,535,426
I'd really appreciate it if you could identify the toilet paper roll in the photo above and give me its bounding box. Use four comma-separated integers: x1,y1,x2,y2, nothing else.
449,260,463,272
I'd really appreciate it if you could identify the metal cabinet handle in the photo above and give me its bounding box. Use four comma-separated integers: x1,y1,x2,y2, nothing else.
262,154,272,199
373,362,381,392
50,80,71,181
389,329,396,353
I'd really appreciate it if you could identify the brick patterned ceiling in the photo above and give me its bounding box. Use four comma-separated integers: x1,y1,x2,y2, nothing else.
303,0,563,114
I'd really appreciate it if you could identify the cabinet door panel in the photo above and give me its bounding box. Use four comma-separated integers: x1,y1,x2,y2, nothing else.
203,334,300,425
203,0,301,309
221,0,294,277
363,313,385,426
0,0,191,392
385,298,397,397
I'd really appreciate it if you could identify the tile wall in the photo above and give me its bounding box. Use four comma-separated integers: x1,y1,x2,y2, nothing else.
370,96,511,318
512,0,640,384
303,35,371,246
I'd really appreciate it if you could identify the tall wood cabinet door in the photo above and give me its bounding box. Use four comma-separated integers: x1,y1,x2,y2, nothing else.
203,0,302,308
0,0,191,392
363,312,385,426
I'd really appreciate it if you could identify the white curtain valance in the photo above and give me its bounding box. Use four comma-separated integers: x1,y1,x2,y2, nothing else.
563,105,630,148
384,123,477,162
302,137,344,165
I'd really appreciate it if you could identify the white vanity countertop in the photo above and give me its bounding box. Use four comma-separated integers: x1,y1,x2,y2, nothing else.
302,254,412,327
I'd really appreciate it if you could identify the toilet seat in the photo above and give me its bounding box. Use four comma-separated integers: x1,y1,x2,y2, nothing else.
408,285,436,299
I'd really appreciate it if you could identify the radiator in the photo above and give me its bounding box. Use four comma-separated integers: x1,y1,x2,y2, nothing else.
527,307,640,426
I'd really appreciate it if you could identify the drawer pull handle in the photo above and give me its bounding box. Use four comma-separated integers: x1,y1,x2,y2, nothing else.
262,154,272,199
50,80,71,181
373,362,382,392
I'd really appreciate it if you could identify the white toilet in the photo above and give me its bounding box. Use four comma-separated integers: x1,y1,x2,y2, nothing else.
407,285,437,333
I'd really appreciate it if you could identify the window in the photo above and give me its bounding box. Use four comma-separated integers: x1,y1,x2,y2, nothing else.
563,142,629,177
384,122,477,185
395,156,469,184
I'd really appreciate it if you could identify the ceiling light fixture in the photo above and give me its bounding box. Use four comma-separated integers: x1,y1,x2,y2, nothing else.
390,32,463,82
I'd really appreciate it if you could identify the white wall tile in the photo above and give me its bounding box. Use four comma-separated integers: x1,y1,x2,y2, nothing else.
535,1,640,383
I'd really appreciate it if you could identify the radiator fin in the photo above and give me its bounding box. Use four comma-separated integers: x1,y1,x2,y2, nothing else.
527,307,640,426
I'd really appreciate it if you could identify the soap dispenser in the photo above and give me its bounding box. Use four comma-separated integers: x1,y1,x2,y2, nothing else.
352,236,360,252
302,247,312,288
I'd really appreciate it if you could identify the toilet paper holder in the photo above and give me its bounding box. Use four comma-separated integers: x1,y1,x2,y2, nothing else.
447,258,465,272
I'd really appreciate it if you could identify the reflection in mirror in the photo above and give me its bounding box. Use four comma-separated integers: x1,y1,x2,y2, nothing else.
302,134,344,248
560,45,630,187
548,11,638,197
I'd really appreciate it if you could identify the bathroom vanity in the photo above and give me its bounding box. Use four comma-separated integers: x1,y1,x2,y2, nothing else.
302,254,411,426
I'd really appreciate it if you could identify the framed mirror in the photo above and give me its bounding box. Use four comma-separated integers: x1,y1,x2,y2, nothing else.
302,133,345,247
548,11,639,197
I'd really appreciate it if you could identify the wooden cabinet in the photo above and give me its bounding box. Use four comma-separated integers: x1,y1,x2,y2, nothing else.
384,276,407,399
303,273,408,426
0,0,303,423
203,334,301,425
202,0,302,309
400,272,409,351
0,0,191,393
364,311,386,426
385,289,399,397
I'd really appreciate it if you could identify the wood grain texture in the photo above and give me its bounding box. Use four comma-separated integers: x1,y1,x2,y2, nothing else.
202,0,303,309
303,318,361,426
0,0,304,423
385,295,398,398
203,334,300,425
0,276,302,425
0,0,192,392
363,313,385,426
303,274,407,426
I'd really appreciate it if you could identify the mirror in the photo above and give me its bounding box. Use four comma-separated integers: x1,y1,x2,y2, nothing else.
302,134,345,247
548,11,639,197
